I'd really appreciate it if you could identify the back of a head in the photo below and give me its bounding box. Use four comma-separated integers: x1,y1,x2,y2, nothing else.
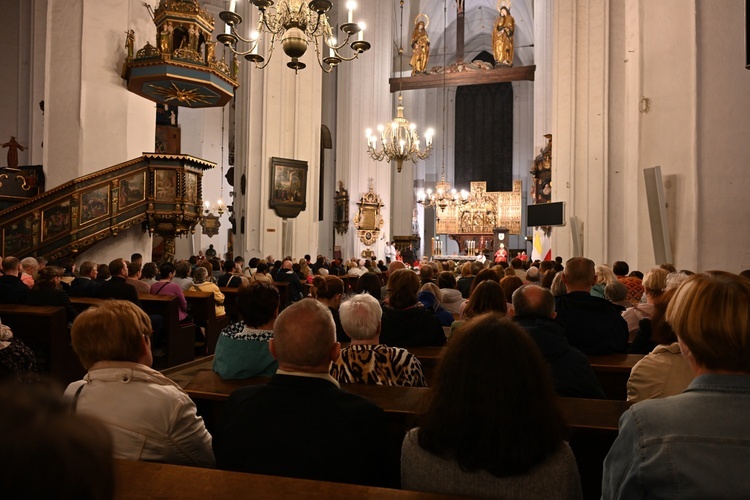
223,260,236,273
311,275,344,300
354,272,382,300
666,272,750,373
510,257,522,269
2,256,20,273
465,280,507,318
126,261,142,277
34,266,62,288
387,260,406,275
273,299,336,368
437,271,457,289
525,266,540,283
339,293,382,341
500,276,523,302
175,261,191,279
539,260,554,273
20,257,38,272
60,259,75,274
643,267,669,296
550,272,567,296
193,266,209,283
470,261,485,276
595,265,617,285
512,284,555,318
237,282,280,328
541,269,557,289
108,258,126,277
256,262,269,274
144,262,159,280
210,258,221,272
419,265,434,281
460,262,472,277
387,269,420,309
419,313,566,477
71,300,151,370
130,253,143,264
564,257,595,288
604,281,628,302
79,261,97,277
470,268,500,295
97,264,111,280
612,260,629,276
0,382,114,500
159,262,176,278
420,282,443,305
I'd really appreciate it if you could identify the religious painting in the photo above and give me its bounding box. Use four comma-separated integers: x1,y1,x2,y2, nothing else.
185,172,198,205
42,201,71,241
3,215,34,256
119,171,146,209
269,157,307,218
155,169,177,202
80,185,110,225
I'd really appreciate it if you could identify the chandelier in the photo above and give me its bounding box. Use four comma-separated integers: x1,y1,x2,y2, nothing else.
217,0,370,73
364,1,432,173
365,95,433,173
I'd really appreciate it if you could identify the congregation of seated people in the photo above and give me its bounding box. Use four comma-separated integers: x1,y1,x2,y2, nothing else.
3,246,750,499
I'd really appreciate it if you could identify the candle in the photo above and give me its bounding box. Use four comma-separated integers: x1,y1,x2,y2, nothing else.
328,38,336,58
228,0,236,13
358,22,365,41
346,1,356,24
250,31,259,55
224,22,231,35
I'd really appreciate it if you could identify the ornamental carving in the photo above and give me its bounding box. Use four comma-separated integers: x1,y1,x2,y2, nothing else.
353,179,385,247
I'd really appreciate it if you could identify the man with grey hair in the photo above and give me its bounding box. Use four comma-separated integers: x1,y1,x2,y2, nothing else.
555,257,629,355
213,298,397,487
513,285,605,399
331,294,426,387
525,266,541,284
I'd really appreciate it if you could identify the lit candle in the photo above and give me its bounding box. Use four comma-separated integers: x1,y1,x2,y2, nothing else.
358,22,365,41
225,22,231,35
346,1,356,24
328,38,336,58
250,31,259,55
228,0,236,13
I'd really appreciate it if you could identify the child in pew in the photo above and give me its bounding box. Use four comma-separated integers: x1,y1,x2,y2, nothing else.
213,282,279,379
401,313,582,499
65,300,215,467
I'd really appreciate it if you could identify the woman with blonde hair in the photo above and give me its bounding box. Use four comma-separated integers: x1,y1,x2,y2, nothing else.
65,300,215,467
591,265,618,299
418,282,453,326
622,268,669,339
603,272,750,497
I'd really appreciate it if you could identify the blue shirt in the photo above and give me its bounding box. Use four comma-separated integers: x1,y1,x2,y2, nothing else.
602,374,750,499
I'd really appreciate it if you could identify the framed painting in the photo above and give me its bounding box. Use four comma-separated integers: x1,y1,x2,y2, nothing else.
119,171,146,209
269,157,307,218
185,172,198,205
155,169,177,202
3,215,34,256
42,200,71,241
80,184,110,225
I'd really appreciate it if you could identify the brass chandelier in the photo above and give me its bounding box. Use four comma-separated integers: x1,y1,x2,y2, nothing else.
364,0,432,173
217,0,370,73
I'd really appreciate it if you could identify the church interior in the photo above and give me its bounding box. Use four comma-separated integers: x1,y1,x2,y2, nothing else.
2,1,750,499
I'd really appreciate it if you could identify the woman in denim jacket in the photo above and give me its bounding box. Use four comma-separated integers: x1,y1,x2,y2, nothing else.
602,271,750,498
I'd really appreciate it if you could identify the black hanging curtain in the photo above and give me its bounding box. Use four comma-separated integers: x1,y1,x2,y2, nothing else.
454,82,513,192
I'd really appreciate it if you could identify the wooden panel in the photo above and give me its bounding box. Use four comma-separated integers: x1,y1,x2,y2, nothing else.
389,65,535,93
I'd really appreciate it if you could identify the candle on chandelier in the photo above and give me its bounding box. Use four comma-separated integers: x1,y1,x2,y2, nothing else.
329,38,336,58
227,0,236,13
358,22,366,41
346,1,356,24
250,31,259,55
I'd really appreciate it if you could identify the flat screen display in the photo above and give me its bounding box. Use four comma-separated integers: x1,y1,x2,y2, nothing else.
527,202,565,227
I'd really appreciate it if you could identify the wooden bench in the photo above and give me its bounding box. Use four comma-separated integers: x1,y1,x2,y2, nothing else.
113,459,453,499
219,287,238,322
588,354,643,400
182,370,630,500
184,290,230,355
0,304,84,385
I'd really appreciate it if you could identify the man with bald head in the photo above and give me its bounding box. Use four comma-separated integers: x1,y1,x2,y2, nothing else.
274,258,304,303
513,285,605,399
554,257,628,355
213,299,397,487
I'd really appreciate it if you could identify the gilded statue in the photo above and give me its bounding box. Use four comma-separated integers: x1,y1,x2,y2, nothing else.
159,27,170,54
125,29,135,60
493,2,515,67
410,14,430,75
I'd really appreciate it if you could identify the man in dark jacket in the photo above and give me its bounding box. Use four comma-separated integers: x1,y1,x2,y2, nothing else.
513,284,605,399
0,257,30,304
98,258,141,306
213,299,398,487
68,261,102,297
554,257,629,355
275,259,304,304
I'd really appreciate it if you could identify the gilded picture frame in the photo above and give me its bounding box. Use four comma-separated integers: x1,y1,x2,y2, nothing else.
269,157,307,218
119,171,146,209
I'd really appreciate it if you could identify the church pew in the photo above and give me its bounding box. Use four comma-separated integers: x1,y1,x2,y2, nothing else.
183,290,229,355
0,304,84,385
113,459,453,500
587,354,643,400
138,294,196,369
182,370,629,499
219,287,238,322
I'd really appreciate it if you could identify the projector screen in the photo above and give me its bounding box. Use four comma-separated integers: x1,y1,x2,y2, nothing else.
527,202,565,227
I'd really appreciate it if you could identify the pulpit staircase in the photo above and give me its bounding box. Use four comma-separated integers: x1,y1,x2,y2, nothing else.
0,154,214,261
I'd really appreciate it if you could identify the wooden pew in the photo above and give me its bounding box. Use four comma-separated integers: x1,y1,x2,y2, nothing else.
184,290,230,355
219,287,238,322
139,294,196,369
182,370,629,500
587,354,643,400
114,459,453,500
0,304,84,385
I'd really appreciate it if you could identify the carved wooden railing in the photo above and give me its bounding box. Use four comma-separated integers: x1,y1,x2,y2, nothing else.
0,154,214,261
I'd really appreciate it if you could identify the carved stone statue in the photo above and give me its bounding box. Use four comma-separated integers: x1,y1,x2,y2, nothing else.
409,16,430,75
492,4,515,67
